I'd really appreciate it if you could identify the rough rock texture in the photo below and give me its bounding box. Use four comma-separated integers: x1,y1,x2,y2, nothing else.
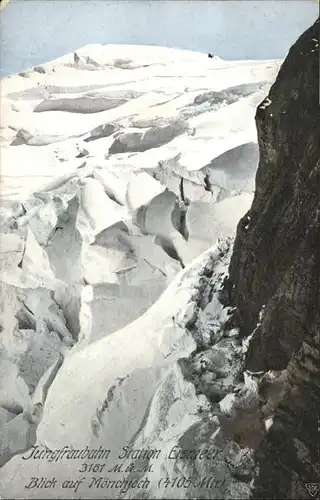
225,19,320,499
253,321,320,499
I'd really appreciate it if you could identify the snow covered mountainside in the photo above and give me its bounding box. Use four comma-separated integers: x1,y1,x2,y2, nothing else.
0,45,281,498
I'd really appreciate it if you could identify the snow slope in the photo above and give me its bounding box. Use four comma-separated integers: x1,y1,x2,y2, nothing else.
0,44,281,498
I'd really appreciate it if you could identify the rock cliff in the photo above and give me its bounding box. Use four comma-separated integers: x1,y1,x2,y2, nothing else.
226,18,319,499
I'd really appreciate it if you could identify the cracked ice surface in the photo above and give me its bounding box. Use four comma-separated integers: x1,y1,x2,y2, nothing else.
0,44,281,497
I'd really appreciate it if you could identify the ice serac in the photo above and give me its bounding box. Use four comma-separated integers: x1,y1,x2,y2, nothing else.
0,42,284,498
225,19,319,498
0,242,256,500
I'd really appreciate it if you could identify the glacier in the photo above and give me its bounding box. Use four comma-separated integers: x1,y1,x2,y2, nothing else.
0,44,282,498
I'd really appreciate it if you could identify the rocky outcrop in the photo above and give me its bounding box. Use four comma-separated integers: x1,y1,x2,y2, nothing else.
252,318,319,499
225,18,319,499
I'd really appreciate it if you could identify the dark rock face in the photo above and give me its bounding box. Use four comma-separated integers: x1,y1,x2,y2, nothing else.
227,18,319,370
225,19,320,499
253,320,319,499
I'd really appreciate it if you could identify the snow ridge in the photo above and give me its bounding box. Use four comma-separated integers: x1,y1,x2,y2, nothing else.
0,44,282,497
